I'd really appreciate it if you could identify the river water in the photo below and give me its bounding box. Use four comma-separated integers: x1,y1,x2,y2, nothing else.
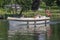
0,20,60,40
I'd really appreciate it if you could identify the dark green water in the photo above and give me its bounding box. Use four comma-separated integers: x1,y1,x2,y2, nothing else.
0,20,9,40
50,23,60,40
0,20,60,40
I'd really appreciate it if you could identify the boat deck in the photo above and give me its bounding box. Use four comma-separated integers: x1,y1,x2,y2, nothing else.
7,16,50,21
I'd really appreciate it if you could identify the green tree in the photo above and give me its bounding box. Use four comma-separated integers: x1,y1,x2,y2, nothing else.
16,0,32,11
0,0,5,7
43,0,55,9
16,0,33,17
56,0,60,8
0,0,11,8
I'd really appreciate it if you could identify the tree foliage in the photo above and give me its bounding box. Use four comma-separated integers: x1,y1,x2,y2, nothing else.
43,0,55,7
0,0,5,7
56,0,60,7
0,0,60,9
16,0,33,11
0,0,11,7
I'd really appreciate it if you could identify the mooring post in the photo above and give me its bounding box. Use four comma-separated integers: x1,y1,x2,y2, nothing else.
27,21,29,33
45,19,47,26
34,20,36,32
27,21,29,28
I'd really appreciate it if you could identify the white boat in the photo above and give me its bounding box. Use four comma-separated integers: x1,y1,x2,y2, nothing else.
7,16,50,19
8,16,50,34
7,16,50,23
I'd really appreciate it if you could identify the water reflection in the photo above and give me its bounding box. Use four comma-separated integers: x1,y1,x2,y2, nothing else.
0,20,60,40
8,20,50,40
38,33,46,40
50,23,60,40
8,20,60,40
